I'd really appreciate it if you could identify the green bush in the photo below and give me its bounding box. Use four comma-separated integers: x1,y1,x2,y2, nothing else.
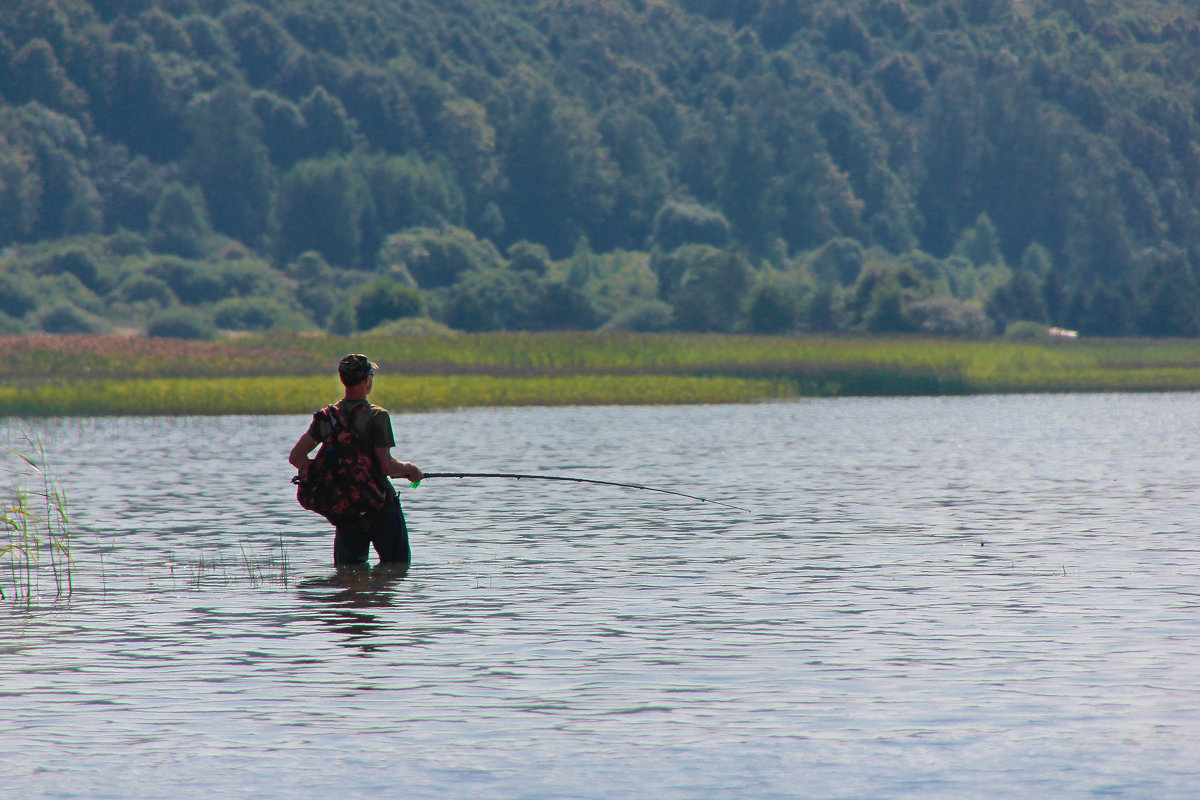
212,297,300,331
651,201,731,251
908,298,993,337
0,312,27,334
811,238,865,287
327,303,357,335
1004,320,1053,340
149,182,212,258
143,257,231,304
0,270,40,318
145,308,218,340
670,246,754,332
527,280,599,331
113,273,178,307
38,303,106,334
354,278,426,330
444,269,538,331
42,248,102,291
602,299,674,332
378,226,503,288
746,282,800,333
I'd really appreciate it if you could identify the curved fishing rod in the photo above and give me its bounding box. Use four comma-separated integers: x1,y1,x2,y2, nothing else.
414,472,750,513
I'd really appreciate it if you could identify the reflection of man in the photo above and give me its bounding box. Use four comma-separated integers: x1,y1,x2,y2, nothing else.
296,563,410,653
289,354,423,565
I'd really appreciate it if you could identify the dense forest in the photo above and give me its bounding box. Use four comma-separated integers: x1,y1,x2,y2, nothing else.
2,0,1200,338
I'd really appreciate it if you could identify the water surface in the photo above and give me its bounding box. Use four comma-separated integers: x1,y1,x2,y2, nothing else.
3,395,1200,798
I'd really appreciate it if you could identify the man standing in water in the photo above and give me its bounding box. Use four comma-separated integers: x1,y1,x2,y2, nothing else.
289,354,423,565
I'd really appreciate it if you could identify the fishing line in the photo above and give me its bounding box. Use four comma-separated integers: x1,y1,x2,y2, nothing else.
412,472,750,513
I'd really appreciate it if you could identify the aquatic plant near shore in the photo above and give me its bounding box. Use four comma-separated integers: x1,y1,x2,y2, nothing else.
167,533,292,589
8,332,1200,416
1,436,71,607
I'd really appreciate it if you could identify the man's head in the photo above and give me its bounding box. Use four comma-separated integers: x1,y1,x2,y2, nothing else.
338,353,378,387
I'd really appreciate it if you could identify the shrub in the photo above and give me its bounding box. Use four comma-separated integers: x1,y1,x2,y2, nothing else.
746,282,800,333
143,256,231,304
0,313,25,334
527,280,599,331
43,248,102,291
907,297,993,337
149,181,211,258
38,303,106,334
212,297,299,331
113,274,178,307
670,246,755,331
354,279,426,330
811,238,865,287
145,307,218,340
1004,320,1053,340
0,270,39,318
327,303,356,334
507,241,552,275
444,269,538,331
378,226,503,288
602,299,674,332
863,286,913,333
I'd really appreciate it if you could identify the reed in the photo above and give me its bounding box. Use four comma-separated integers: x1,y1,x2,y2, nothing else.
5,332,1200,417
0,373,791,416
169,534,292,589
1,436,71,607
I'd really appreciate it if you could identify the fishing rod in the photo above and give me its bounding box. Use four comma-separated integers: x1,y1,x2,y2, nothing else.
412,472,750,513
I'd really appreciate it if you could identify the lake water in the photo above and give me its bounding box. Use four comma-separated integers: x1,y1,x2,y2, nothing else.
3,395,1200,799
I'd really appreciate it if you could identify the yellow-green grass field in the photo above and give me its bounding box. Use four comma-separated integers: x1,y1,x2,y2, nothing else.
2,332,1200,416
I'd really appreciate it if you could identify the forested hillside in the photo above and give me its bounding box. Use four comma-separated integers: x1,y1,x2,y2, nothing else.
2,0,1200,338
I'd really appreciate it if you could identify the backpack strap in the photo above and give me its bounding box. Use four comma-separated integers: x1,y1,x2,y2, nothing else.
333,402,387,473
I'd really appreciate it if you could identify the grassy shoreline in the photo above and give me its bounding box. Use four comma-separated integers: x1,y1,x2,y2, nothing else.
2,332,1200,416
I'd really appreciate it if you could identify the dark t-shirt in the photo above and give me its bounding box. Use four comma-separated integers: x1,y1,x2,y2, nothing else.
307,398,396,450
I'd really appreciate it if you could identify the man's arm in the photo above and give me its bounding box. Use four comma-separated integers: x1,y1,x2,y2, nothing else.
289,433,319,475
376,446,423,482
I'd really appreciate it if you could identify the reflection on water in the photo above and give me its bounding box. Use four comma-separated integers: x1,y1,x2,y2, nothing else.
298,564,410,653
4,396,1200,799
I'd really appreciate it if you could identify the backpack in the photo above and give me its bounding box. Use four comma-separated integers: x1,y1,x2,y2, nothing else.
293,402,393,526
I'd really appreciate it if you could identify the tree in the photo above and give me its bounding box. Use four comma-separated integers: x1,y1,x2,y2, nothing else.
273,158,369,268
342,67,422,154
953,213,1004,268
986,270,1047,328
843,261,931,331
297,87,359,160
183,87,273,247
1138,252,1200,337
719,111,777,256
500,73,618,257
669,246,755,331
356,153,464,267
219,6,300,88
96,43,187,161
0,134,42,243
149,182,211,258
7,38,86,113
651,201,730,251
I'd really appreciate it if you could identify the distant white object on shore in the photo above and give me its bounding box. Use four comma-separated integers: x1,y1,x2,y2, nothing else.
1048,327,1079,339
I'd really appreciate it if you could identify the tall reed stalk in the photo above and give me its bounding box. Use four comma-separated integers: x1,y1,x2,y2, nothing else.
1,436,71,607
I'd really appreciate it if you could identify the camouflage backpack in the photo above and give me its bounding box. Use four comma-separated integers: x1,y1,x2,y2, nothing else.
293,403,392,526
